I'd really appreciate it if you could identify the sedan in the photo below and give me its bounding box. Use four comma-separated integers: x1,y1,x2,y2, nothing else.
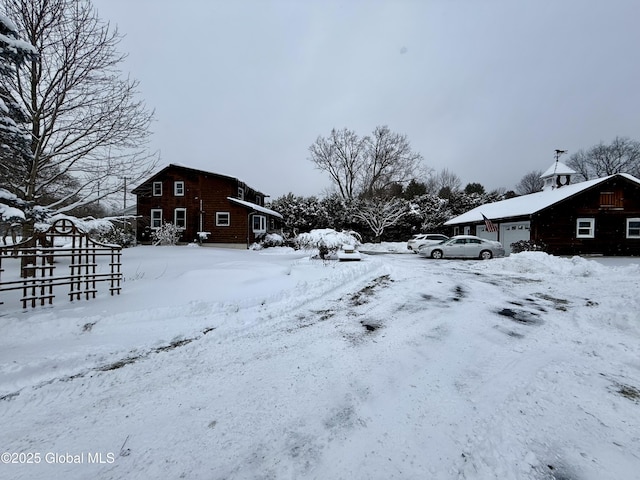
407,233,449,252
418,235,505,260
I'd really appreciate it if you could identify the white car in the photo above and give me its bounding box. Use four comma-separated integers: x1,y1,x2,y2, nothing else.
418,235,505,260
337,244,361,261
407,233,449,252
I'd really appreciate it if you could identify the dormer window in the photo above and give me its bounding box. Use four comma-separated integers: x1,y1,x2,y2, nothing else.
238,187,244,200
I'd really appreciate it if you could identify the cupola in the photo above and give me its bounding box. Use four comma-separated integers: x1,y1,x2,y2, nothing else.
540,151,576,191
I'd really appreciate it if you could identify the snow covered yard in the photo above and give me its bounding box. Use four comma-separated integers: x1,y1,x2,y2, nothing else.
1,246,639,480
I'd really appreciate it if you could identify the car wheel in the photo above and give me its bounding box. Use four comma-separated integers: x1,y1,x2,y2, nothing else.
431,250,443,259
480,250,493,260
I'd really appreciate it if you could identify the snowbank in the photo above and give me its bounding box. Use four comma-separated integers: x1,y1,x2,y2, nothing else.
1,247,639,479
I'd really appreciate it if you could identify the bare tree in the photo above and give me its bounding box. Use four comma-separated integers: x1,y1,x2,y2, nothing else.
353,197,407,243
515,170,544,195
309,128,367,201
567,137,640,180
309,126,423,201
426,168,462,197
1,0,158,232
361,125,423,198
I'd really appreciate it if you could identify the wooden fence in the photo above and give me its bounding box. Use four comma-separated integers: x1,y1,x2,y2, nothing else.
0,219,122,309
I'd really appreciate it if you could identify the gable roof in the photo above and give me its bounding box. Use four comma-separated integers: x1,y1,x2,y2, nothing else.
445,173,640,226
132,164,267,196
227,197,283,218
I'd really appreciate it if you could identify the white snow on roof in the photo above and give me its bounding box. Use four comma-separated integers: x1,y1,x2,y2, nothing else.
227,197,283,218
541,161,576,178
445,174,640,225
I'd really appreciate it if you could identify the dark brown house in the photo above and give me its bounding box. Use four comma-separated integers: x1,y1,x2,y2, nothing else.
444,164,640,255
132,164,282,247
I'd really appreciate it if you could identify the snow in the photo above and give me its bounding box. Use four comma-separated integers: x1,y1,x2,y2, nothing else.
540,161,576,178
0,204,24,221
227,197,283,218
0,14,38,55
296,228,361,250
1,246,639,479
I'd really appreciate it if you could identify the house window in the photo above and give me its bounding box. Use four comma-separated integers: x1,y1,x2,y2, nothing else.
153,182,162,196
174,181,185,196
270,218,275,230
174,208,186,230
252,215,266,233
216,212,230,226
150,209,163,229
627,218,640,238
576,218,595,238
238,187,244,200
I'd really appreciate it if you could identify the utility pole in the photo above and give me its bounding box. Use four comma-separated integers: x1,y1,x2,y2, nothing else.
122,176,130,233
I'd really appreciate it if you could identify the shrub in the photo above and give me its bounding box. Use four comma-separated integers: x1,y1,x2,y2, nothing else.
511,239,547,254
95,226,136,248
250,233,285,250
262,233,285,247
152,222,182,246
296,229,361,257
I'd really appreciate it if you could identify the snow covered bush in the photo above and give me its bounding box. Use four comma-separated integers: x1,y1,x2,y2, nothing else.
152,222,182,246
262,233,285,247
296,229,361,258
250,233,285,250
96,226,136,248
510,239,547,254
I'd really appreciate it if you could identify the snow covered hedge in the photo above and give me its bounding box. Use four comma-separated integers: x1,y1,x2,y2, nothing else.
250,233,285,250
296,229,361,255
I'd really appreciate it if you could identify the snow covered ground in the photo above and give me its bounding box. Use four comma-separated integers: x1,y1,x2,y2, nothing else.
1,245,639,480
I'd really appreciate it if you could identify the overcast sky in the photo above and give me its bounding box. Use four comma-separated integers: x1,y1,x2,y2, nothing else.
94,0,640,199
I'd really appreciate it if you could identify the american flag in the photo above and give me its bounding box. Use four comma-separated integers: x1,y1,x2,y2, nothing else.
482,214,498,233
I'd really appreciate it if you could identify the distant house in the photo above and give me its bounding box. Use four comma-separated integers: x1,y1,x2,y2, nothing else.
445,162,640,255
132,164,282,247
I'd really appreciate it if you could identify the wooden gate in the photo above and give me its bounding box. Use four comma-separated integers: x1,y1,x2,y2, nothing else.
0,219,122,309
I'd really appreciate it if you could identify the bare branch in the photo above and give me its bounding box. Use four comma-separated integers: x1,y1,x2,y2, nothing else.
309,126,423,201
515,170,544,195
1,0,158,226
353,197,407,242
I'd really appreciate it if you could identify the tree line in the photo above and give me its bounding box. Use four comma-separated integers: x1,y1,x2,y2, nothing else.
269,127,640,243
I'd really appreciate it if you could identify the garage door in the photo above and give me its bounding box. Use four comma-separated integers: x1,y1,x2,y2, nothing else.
501,222,530,254
476,224,498,241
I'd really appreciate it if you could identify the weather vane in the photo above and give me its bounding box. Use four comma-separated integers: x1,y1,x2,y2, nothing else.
554,149,567,162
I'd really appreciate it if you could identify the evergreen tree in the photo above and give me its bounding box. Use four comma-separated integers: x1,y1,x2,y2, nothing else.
0,12,37,204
